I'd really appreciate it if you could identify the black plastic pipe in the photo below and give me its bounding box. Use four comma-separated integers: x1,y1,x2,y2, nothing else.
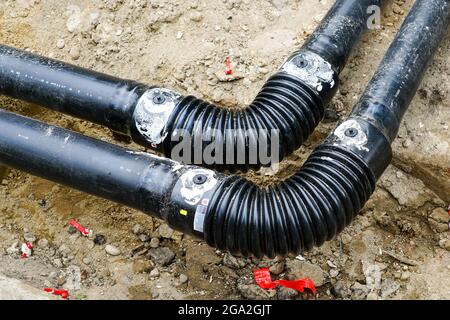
0,0,448,259
0,0,382,172
0,108,225,237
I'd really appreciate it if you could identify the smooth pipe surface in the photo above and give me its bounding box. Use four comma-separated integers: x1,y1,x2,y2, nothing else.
351,0,450,142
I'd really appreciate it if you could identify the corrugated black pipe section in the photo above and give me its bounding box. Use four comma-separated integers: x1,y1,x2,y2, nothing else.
203,0,450,257
162,0,382,172
0,0,382,173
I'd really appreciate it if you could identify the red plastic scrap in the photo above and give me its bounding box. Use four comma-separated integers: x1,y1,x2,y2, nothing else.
21,242,33,258
447,205,450,230
44,288,69,299
225,56,233,75
69,219,91,236
254,268,316,295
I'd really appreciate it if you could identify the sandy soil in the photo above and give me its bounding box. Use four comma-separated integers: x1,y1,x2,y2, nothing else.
0,0,449,300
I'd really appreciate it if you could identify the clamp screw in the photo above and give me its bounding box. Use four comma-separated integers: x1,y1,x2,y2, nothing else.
193,174,208,185
153,93,166,105
294,56,309,68
345,128,359,138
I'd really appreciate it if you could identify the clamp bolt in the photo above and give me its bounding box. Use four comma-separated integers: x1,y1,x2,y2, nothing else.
345,128,359,138
193,174,208,185
153,93,166,105
294,55,309,68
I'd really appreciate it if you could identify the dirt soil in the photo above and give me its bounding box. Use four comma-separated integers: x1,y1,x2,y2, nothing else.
0,0,449,300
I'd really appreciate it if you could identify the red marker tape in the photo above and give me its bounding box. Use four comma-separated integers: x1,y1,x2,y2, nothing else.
254,268,316,295
44,288,69,299
225,56,233,75
69,219,91,236
21,242,33,258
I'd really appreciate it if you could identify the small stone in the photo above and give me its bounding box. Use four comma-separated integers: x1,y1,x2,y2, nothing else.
6,241,19,255
82,257,91,265
330,269,340,278
157,224,174,239
176,31,184,39
363,262,382,292
366,292,379,300
57,276,66,287
269,261,285,275
439,239,450,251
223,253,247,269
189,12,204,22
400,271,410,281
286,260,328,287
381,279,400,298
139,234,150,242
148,247,175,266
150,237,160,248
37,238,49,249
24,233,36,243
178,274,189,285
430,208,449,223
331,281,349,299
132,259,154,274
237,282,276,300
277,287,298,300
341,234,352,245
150,268,160,278
105,244,121,256
56,39,65,49
132,224,144,235
66,265,81,291
258,66,269,75
69,47,80,60
53,258,63,268
94,234,106,245
351,283,369,300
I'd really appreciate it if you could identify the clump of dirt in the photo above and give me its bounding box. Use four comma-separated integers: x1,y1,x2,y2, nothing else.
0,0,449,300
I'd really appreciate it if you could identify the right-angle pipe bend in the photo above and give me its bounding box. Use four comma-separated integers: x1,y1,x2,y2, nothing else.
201,0,450,258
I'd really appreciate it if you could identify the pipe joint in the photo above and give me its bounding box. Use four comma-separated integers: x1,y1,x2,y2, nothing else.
131,87,181,151
327,117,392,179
281,50,339,103
166,167,225,237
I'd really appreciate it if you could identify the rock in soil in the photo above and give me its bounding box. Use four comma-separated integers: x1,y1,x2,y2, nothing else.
277,287,299,300
237,282,276,300
148,247,175,266
105,244,121,256
351,283,370,300
223,253,247,269
286,260,328,287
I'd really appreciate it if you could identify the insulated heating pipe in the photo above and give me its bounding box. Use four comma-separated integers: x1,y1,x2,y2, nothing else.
0,0,448,258
0,0,382,172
